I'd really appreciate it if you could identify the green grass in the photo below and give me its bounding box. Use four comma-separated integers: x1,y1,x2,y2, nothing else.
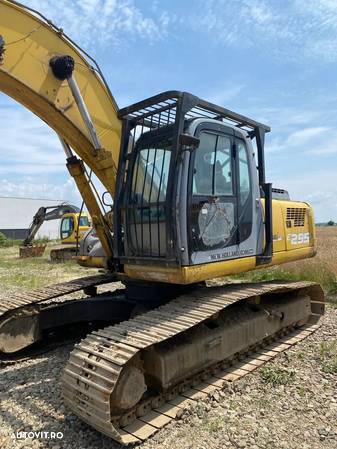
0,237,61,248
328,297,337,309
319,340,337,374
296,350,306,361
201,416,224,433
0,238,22,247
297,386,306,397
233,265,337,297
0,243,94,292
1,272,48,290
260,366,295,386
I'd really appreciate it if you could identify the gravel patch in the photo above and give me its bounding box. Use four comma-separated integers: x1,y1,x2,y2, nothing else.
0,304,336,449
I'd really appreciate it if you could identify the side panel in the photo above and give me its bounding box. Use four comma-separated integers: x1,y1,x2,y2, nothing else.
270,200,287,252
262,199,315,254
124,199,316,284
124,246,315,284
280,201,315,252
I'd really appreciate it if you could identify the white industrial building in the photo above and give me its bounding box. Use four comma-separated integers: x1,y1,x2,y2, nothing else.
0,196,67,240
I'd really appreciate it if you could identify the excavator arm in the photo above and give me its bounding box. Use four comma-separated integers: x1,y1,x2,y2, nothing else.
0,0,121,262
23,203,80,246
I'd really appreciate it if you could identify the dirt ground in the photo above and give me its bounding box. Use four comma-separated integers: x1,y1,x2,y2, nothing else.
0,230,336,449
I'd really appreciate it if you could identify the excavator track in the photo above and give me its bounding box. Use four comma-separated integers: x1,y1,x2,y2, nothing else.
0,273,117,354
62,280,324,444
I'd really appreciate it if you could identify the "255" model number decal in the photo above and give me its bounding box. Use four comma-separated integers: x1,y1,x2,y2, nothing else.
287,232,310,245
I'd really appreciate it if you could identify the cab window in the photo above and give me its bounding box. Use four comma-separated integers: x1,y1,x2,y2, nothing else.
215,136,233,195
61,217,74,239
237,141,251,207
132,147,171,205
237,139,252,242
193,132,233,196
127,136,172,257
79,215,90,227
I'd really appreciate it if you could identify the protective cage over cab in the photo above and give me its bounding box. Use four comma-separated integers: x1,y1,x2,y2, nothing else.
113,91,272,272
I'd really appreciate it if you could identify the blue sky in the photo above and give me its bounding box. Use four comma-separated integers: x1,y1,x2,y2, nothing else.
1,0,337,221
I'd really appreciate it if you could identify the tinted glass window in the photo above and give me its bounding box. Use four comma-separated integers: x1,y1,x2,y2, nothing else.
61,217,74,238
238,141,250,206
79,216,89,227
128,137,172,257
193,132,216,195
237,140,252,243
215,136,233,195
193,132,233,196
132,147,171,204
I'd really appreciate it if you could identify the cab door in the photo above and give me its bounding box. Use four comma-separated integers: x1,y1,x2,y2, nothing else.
187,123,259,265
60,215,75,243
125,132,172,259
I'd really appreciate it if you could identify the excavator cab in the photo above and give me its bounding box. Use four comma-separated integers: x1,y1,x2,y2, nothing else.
114,91,273,283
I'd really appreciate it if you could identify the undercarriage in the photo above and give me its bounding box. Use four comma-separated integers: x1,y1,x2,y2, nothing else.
0,275,325,443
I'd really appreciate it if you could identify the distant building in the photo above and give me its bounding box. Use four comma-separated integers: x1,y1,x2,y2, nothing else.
0,196,67,240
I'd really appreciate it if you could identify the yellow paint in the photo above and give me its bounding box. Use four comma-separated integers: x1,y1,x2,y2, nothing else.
124,246,315,284
76,255,106,268
270,200,287,252
124,199,317,284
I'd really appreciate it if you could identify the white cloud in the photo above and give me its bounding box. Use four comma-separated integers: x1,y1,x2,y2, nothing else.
13,0,337,63
0,97,65,169
243,103,335,159
0,164,64,175
265,125,336,156
208,84,245,106
256,108,321,132
25,0,168,48
287,127,330,146
0,177,81,203
191,0,337,62
306,131,337,155
0,95,79,203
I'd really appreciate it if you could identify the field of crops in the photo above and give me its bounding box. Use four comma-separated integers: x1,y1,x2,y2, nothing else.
314,226,337,276
237,226,337,299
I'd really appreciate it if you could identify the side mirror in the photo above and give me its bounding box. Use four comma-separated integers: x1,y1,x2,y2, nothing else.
102,191,114,208
179,133,200,149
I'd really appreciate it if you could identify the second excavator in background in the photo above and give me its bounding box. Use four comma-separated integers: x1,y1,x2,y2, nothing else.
19,203,91,261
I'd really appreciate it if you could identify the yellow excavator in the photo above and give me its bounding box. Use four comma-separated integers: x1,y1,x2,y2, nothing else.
0,0,325,443
19,203,91,261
